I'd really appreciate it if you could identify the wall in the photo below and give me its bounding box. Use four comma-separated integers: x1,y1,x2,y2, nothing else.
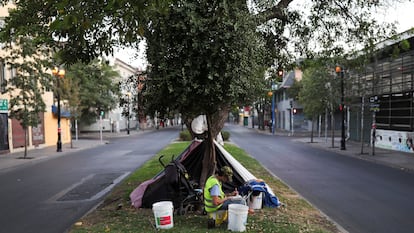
44,112,71,147
375,129,414,153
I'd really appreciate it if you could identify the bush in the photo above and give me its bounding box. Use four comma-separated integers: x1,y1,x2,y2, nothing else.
179,130,192,141
179,130,230,141
221,131,230,141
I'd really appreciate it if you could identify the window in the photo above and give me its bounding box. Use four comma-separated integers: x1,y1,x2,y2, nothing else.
375,92,413,131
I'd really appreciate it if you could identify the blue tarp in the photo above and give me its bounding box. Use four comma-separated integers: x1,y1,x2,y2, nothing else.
51,105,71,118
238,180,281,208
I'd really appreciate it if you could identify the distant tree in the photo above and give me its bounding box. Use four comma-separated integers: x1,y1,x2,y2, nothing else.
64,61,120,126
119,75,138,125
287,78,303,101
1,47,52,158
298,60,339,142
60,65,80,147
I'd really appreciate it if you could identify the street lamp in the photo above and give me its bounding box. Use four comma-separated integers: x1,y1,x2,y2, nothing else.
335,66,346,150
52,67,65,152
126,92,131,135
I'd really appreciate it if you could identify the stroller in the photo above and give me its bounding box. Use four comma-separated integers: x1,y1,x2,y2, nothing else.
159,155,203,215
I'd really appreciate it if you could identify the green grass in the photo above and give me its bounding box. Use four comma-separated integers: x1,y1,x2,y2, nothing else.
69,141,338,233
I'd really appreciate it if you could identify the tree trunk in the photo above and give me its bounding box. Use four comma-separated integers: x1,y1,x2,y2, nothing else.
360,96,365,154
70,118,73,148
331,108,335,148
183,117,195,138
198,106,231,187
310,117,314,143
199,114,216,188
24,127,28,159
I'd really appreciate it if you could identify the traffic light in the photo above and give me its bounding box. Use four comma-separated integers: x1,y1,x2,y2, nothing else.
276,69,283,82
278,69,283,77
293,108,297,114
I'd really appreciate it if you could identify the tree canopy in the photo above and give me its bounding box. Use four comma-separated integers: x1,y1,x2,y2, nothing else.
143,1,268,129
0,0,402,113
64,60,120,125
298,61,338,118
0,0,406,182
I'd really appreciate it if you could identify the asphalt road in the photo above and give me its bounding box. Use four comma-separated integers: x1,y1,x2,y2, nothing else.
0,128,178,233
226,124,414,233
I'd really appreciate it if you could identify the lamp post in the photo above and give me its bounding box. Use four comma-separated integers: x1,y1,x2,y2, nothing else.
52,67,65,152
126,92,131,135
268,90,274,134
335,66,346,150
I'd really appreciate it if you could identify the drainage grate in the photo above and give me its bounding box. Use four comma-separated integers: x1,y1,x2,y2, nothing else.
57,173,123,201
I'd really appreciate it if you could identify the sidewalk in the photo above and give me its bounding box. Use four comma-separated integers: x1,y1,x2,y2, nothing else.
293,136,414,172
261,127,414,173
0,130,143,173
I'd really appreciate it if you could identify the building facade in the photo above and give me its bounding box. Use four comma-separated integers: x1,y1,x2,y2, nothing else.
78,58,144,133
348,31,414,152
0,4,71,153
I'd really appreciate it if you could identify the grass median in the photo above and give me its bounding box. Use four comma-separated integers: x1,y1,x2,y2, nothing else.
69,141,339,233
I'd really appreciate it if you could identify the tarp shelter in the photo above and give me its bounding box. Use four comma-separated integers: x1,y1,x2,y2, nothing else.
130,139,278,209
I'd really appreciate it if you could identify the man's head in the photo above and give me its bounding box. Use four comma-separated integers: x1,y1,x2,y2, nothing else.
218,166,233,182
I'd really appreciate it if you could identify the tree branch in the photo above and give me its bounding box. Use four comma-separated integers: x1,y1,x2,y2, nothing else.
254,0,295,26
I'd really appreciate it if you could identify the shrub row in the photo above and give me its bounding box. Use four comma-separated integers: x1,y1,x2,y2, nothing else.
179,130,230,141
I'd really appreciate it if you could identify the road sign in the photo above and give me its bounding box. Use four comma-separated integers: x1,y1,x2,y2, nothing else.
370,103,380,112
369,96,378,103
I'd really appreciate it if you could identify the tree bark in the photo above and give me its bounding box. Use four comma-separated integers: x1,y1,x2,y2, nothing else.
198,106,231,187
310,117,314,143
24,127,28,159
253,0,293,25
199,114,216,188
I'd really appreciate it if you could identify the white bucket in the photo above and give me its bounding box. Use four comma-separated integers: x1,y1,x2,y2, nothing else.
249,193,263,210
228,204,249,232
152,201,174,229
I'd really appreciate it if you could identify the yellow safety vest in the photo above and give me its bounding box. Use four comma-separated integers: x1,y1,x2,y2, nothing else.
204,176,225,213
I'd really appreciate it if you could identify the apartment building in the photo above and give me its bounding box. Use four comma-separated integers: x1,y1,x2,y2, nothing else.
0,4,71,153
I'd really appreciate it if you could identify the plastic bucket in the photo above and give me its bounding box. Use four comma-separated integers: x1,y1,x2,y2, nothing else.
249,193,263,210
228,204,249,232
152,201,174,229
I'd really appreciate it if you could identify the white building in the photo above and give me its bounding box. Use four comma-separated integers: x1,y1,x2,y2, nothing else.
79,58,140,133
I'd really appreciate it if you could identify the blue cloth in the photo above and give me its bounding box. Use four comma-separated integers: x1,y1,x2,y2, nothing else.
238,180,281,208
210,184,220,196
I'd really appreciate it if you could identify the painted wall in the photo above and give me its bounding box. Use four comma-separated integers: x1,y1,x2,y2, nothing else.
44,112,71,147
374,129,414,153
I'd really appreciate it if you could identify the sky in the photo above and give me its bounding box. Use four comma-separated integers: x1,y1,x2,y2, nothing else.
377,1,414,33
113,1,414,70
